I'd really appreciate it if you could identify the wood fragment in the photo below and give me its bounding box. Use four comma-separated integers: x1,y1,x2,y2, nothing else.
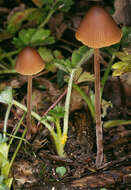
71,166,131,188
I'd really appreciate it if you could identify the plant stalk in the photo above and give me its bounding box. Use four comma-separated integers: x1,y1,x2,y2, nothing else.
0,69,16,74
101,54,115,97
39,8,56,28
55,140,65,157
3,103,12,138
0,49,20,61
94,48,103,168
12,99,57,140
26,75,32,138
39,0,58,29
63,69,75,136
8,113,26,148
72,83,95,121
9,127,27,171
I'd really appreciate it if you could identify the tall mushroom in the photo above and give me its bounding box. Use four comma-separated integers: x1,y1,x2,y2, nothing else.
15,47,45,138
75,6,122,168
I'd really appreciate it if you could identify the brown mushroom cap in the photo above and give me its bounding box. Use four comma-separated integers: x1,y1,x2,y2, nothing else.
15,47,45,75
75,6,122,48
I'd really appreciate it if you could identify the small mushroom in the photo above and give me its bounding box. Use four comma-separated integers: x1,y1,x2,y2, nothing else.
15,47,45,138
75,6,122,168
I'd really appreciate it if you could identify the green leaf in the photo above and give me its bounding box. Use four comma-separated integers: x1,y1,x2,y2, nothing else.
0,134,8,144
54,59,70,73
0,87,13,105
30,29,50,44
73,67,94,83
56,166,66,177
56,0,74,12
53,50,63,59
112,61,129,69
73,67,83,82
7,10,29,34
4,178,13,190
55,47,93,73
46,63,57,73
28,8,45,24
0,153,9,172
12,29,33,48
112,61,131,76
0,143,9,160
121,26,131,47
19,28,36,46
0,175,12,190
7,8,45,34
77,71,95,83
1,162,10,178
41,115,55,123
72,46,88,67
40,36,55,46
0,183,9,190
112,50,131,76
0,176,4,184
104,120,131,128
48,106,64,119
38,47,54,63
115,52,131,62
32,0,44,7
39,47,56,72
12,28,55,48
72,49,82,67
71,46,93,68
41,106,64,123
57,70,65,87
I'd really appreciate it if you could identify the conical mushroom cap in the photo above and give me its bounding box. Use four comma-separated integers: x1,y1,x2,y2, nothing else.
75,6,122,48
15,47,45,75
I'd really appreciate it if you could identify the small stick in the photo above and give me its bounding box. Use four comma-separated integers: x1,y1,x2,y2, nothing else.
37,88,67,128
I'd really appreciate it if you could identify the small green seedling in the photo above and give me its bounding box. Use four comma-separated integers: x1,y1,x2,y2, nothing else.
56,166,66,178
42,105,66,157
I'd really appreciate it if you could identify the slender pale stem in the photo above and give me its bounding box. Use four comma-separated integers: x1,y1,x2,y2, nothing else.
63,69,75,136
94,48,103,168
56,118,62,140
26,75,32,138
3,103,12,138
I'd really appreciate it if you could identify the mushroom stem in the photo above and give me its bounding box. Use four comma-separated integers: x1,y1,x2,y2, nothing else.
94,48,103,168
26,75,32,138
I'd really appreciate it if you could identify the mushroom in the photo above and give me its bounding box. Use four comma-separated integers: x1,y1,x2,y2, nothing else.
75,6,122,168
15,47,45,138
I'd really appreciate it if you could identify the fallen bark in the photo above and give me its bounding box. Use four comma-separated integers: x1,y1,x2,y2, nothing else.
71,166,131,188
